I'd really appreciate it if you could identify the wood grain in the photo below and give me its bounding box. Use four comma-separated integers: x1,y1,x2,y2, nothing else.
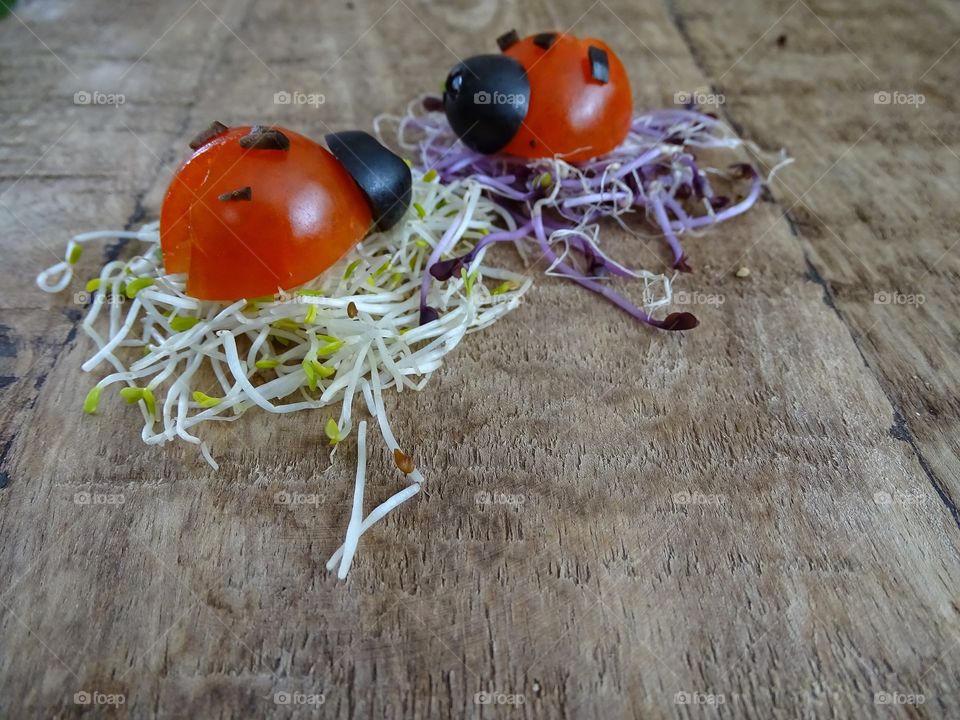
1,0,958,717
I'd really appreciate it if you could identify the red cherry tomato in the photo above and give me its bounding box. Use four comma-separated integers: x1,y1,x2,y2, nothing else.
503,32,632,162
160,126,372,301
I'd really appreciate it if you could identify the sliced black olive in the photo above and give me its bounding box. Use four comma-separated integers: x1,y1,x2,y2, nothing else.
442,54,530,154
325,131,412,232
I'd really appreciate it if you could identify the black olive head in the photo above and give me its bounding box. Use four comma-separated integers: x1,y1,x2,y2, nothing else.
325,130,412,232
443,54,530,154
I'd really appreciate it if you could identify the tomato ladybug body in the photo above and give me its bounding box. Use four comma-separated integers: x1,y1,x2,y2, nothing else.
160,124,411,301
443,31,632,163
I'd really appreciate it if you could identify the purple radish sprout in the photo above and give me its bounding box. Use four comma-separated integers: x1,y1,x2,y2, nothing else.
531,208,696,331
378,95,773,330
429,222,534,282
419,206,465,324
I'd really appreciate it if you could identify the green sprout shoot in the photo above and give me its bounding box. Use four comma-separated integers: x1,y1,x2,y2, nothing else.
169,316,200,332
192,391,222,408
325,418,342,445
83,386,102,415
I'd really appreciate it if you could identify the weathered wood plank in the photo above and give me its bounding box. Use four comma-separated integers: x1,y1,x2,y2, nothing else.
0,0,957,718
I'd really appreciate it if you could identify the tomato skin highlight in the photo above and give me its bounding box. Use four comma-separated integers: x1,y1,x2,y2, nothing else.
159,126,372,301
502,33,632,162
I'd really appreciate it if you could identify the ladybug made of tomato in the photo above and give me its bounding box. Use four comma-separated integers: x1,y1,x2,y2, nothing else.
160,122,411,300
442,30,633,162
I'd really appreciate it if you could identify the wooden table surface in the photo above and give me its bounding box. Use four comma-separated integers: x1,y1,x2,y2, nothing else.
1,0,958,717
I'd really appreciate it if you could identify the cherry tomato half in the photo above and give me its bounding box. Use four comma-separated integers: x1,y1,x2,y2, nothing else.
502,32,632,162
443,31,633,163
160,125,411,301
160,126,372,301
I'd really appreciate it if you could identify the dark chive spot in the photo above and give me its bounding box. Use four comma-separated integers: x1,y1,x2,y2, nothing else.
587,45,609,83
189,121,228,150
674,255,692,273
533,32,556,50
239,126,290,150
776,33,787,47
218,186,252,202
497,29,519,51
529,139,536,147
347,301,358,319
